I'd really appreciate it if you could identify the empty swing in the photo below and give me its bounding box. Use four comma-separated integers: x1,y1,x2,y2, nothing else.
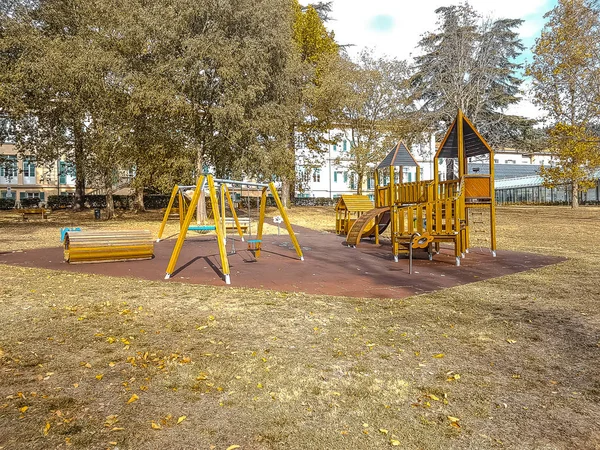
247,190,261,252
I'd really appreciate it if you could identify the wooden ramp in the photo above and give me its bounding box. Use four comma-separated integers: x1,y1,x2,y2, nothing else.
346,207,390,247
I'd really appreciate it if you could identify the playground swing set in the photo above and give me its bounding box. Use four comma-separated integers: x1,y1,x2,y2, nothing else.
156,174,304,284
338,110,497,267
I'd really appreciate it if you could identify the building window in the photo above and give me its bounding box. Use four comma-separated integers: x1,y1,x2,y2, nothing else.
505,159,516,164
59,161,68,184
333,144,337,152
0,156,17,179
23,159,36,178
333,172,338,183
343,172,348,183
494,159,499,164
312,169,321,183
343,140,347,152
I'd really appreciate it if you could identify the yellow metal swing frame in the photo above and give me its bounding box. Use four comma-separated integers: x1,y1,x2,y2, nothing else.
157,174,304,284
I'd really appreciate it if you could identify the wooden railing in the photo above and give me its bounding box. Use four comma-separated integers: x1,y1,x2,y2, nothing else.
376,178,464,207
392,196,463,238
438,179,462,200
376,181,433,207
395,181,433,204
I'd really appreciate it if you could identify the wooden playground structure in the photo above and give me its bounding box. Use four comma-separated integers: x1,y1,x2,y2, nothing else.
341,110,497,266
157,174,304,284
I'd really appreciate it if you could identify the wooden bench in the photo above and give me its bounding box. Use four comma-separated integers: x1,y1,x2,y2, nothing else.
224,217,250,232
64,230,154,264
21,208,49,220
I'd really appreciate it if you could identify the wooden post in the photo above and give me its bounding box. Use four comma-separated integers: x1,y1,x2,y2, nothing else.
390,166,396,206
374,170,380,207
490,149,497,256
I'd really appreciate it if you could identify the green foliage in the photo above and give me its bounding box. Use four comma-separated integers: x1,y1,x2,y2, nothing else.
341,50,414,194
539,123,600,190
528,0,600,206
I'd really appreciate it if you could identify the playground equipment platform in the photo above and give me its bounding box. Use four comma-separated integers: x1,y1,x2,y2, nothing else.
0,225,565,300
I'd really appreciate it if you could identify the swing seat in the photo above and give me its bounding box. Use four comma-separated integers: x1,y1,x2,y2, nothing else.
188,225,216,231
247,239,262,250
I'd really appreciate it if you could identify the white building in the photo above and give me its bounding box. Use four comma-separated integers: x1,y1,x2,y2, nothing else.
294,132,556,200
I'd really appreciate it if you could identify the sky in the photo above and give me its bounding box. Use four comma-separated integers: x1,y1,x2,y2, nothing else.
326,0,559,119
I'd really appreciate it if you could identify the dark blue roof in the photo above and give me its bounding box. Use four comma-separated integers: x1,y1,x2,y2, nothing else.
377,142,419,169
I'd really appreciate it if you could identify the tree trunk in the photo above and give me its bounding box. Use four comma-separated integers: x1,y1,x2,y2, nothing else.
572,181,579,208
73,121,86,210
357,172,364,195
281,177,291,209
105,177,115,220
132,185,145,212
196,146,207,224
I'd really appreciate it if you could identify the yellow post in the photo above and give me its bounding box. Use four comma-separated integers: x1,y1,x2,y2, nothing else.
178,190,184,231
255,188,268,258
457,110,465,178
220,183,226,244
208,175,231,284
269,182,304,260
490,150,497,256
165,176,205,278
390,166,396,206
224,185,245,240
374,170,380,207
157,184,179,242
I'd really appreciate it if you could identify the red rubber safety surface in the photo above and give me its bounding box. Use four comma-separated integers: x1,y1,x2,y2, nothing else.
0,225,565,299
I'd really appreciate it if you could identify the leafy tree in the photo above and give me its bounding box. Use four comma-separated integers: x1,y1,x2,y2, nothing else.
0,0,116,210
277,1,343,206
527,0,600,207
340,50,414,194
411,3,528,147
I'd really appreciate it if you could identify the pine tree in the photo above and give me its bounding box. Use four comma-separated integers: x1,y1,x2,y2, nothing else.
412,4,527,146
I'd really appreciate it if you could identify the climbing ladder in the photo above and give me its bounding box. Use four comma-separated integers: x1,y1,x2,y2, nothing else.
466,208,491,251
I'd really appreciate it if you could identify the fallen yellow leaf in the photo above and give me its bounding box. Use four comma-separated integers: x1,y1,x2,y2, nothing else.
43,422,50,436
95,374,104,380
390,439,401,446
177,416,187,424
433,353,445,358
127,394,139,404
111,427,125,431
20,406,29,413
429,394,440,401
109,442,117,445
447,416,460,423
506,339,517,344
379,428,388,434
226,446,240,450
151,422,162,430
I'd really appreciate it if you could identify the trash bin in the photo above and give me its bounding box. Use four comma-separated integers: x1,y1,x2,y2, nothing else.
94,208,101,220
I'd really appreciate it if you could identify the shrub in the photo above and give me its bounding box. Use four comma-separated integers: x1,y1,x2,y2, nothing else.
0,198,15,210
21,197,41,208
47,195,74,210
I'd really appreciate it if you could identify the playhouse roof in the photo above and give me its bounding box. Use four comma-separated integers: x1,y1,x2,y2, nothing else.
335,195,374,212
376,142,419,169
436,113,493,159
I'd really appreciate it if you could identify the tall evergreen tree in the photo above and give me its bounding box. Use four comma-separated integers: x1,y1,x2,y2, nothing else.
411,3,528,147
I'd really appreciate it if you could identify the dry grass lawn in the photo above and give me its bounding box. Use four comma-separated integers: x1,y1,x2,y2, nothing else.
0,206,599,450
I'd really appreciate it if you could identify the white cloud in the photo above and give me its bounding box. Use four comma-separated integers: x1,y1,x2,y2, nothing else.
327,0,556,118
